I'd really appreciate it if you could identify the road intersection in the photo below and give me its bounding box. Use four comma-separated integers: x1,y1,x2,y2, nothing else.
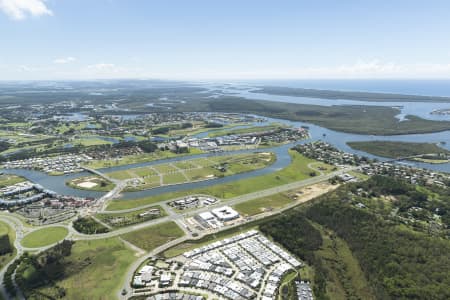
0,162,356,300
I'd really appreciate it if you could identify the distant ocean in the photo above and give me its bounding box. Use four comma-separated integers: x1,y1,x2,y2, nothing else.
239,79,450,97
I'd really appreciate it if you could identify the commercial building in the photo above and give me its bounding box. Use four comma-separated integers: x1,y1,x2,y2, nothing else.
211,206,240,221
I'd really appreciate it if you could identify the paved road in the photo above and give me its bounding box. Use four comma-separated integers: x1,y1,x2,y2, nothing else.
0,165,356,300
0,215,26,300
103,166,356,216
116,168,353,300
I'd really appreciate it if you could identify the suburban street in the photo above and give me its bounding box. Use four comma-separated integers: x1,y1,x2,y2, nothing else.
0,163,356,300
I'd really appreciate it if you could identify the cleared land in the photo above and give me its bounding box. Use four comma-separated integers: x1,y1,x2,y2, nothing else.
347,141,450,162
233,193,293,216
120,221,184,251
24,238,136,300
234,182,337,216
104,152,275,191
106,151,331,211
21,227,68,248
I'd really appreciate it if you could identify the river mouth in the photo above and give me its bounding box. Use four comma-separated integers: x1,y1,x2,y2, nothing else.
200,82,450,122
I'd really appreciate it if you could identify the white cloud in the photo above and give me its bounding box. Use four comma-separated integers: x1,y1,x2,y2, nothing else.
4,60,450,80
86,63,117,71
18,65,33,72
0,0,53,20
53,57,76,64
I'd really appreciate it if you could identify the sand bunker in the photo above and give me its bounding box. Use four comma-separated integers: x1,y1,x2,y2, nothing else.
77,181,98,188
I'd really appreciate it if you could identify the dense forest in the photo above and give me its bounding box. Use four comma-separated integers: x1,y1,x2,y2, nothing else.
262,176,450,300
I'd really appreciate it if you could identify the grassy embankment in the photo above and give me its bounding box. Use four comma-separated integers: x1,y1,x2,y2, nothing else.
106,151,331,211
0,220,16,270
95,205,166,228
120,221,185,251
21,227,68,248
0,174,26,188
347,141,450,163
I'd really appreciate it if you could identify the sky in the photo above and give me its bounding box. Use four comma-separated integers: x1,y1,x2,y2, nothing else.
1,0,450,80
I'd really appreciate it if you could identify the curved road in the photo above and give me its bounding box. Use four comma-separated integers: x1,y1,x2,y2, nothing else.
0,163,356,300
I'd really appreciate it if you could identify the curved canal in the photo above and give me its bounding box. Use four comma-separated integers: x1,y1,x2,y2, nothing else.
4,118,449,201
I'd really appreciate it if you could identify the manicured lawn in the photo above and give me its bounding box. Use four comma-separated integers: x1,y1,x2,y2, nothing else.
34,238,136,300
0,220,16,270
234,193,293,216
21,227,68,248
120,221,184,251
106,151,326,211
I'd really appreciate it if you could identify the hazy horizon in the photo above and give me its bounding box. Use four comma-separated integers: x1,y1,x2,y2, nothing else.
1,0,450,80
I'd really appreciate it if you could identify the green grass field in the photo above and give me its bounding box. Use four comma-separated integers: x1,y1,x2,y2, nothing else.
120,221,184,251
106,151,328,211
82,148,204,169
106,152,275,191
96,205,166,228
33,238,136,300
73,137,113,146
21,227,68,248
0,174,26,188
0,220,16,270
233,193,293,216
163,172,187,185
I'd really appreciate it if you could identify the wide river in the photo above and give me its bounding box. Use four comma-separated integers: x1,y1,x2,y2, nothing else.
3,84,450,200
